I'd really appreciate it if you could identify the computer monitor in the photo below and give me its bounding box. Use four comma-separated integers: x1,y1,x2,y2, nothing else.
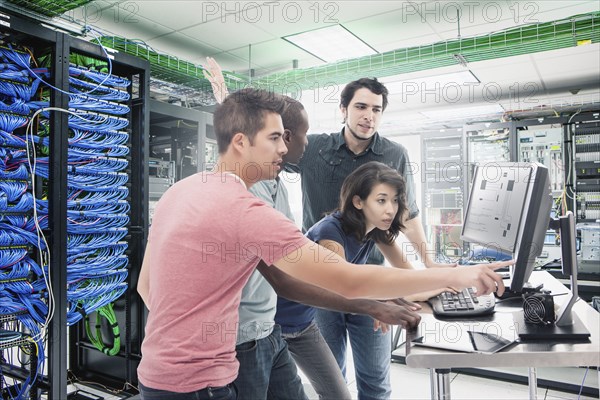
461,162,553,293
461,162,588,338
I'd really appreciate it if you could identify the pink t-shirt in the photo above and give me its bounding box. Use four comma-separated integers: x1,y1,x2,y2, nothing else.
137,172,309,392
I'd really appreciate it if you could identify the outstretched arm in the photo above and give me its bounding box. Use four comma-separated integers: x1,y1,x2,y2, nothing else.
256,261,421,329
272,241,510,299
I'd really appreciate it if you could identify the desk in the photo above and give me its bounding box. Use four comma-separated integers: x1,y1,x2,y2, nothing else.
404,271,600,400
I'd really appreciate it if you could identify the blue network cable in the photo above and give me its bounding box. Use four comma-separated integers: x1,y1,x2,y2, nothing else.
0,95,31,115
69,76,130,101
71,128,130,146
0,146,28,163
1,44,137,353
68,186,129,203
27,161,130,189
67,257,128,281
21,131,130,158
67,231,128,251
0,67,29,82
67,200,130,215
0,47,32,70
0,128,27,148
66,215,129,235
0,181,30,202
0,163,29,179
68,145,130,158
28,94,130,116
0,258,42,280
0,223,44,248
0,60,41,101
0,110,28,132
0,215,30,229
67,155,129,172
0,265,29,280
0,77,41,100
67,65,129,89
28,108,129,131
1,45,49,398
67,94,130,115
0,248,29,267
3,33,115,99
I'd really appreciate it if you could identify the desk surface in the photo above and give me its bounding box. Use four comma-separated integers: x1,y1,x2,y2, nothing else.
405,271,600,369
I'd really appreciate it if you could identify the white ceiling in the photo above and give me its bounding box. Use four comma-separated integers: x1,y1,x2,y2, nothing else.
68,0,600,135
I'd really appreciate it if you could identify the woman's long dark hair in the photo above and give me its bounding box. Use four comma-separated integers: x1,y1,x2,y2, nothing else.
338,161,407,245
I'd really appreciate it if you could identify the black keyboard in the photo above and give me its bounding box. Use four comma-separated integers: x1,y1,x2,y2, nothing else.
428,288,496,317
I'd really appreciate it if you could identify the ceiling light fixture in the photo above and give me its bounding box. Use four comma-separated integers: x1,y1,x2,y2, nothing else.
283,25,377,63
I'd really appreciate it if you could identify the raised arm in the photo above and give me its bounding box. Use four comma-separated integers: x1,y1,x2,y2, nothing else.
272,241,510,299
202,56,229,104
256,261,421,329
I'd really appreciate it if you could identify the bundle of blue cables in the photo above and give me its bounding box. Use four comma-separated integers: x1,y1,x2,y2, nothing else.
0,45,48,398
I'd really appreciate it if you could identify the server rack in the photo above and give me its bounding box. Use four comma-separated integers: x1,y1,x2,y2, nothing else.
570,120,600,223
1,13,67,399
66,34,149,395
462,113,600,223
0,10,149,399
149,99,211,182
420,133,465,261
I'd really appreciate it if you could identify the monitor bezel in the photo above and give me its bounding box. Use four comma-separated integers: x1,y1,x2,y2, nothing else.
461,162,552,293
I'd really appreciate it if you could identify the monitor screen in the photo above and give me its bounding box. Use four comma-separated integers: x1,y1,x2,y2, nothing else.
461,162,553,292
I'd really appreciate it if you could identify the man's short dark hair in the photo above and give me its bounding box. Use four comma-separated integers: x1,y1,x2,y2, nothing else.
214,88,286,153
281,97,305,135
340,78,389,111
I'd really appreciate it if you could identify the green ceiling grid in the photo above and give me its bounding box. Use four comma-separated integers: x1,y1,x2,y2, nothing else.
252,11,599,92
96,11,599,95
5,0,94,17
96,37,247,94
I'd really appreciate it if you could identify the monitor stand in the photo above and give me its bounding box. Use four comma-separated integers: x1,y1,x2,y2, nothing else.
515,311,589,340
516,212,590,341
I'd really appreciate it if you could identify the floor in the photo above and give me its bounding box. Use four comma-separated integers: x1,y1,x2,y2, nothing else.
343,363,599,400
68,361,599,400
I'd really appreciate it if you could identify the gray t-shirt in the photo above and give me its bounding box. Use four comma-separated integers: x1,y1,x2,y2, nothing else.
236,178,294,344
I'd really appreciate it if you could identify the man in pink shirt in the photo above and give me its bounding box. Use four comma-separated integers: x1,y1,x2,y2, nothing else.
136,88,510,399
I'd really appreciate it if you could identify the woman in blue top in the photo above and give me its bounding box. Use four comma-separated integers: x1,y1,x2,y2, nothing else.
276,160,504,399
274,159,425,399
277,161,413,399
308,161,409,399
